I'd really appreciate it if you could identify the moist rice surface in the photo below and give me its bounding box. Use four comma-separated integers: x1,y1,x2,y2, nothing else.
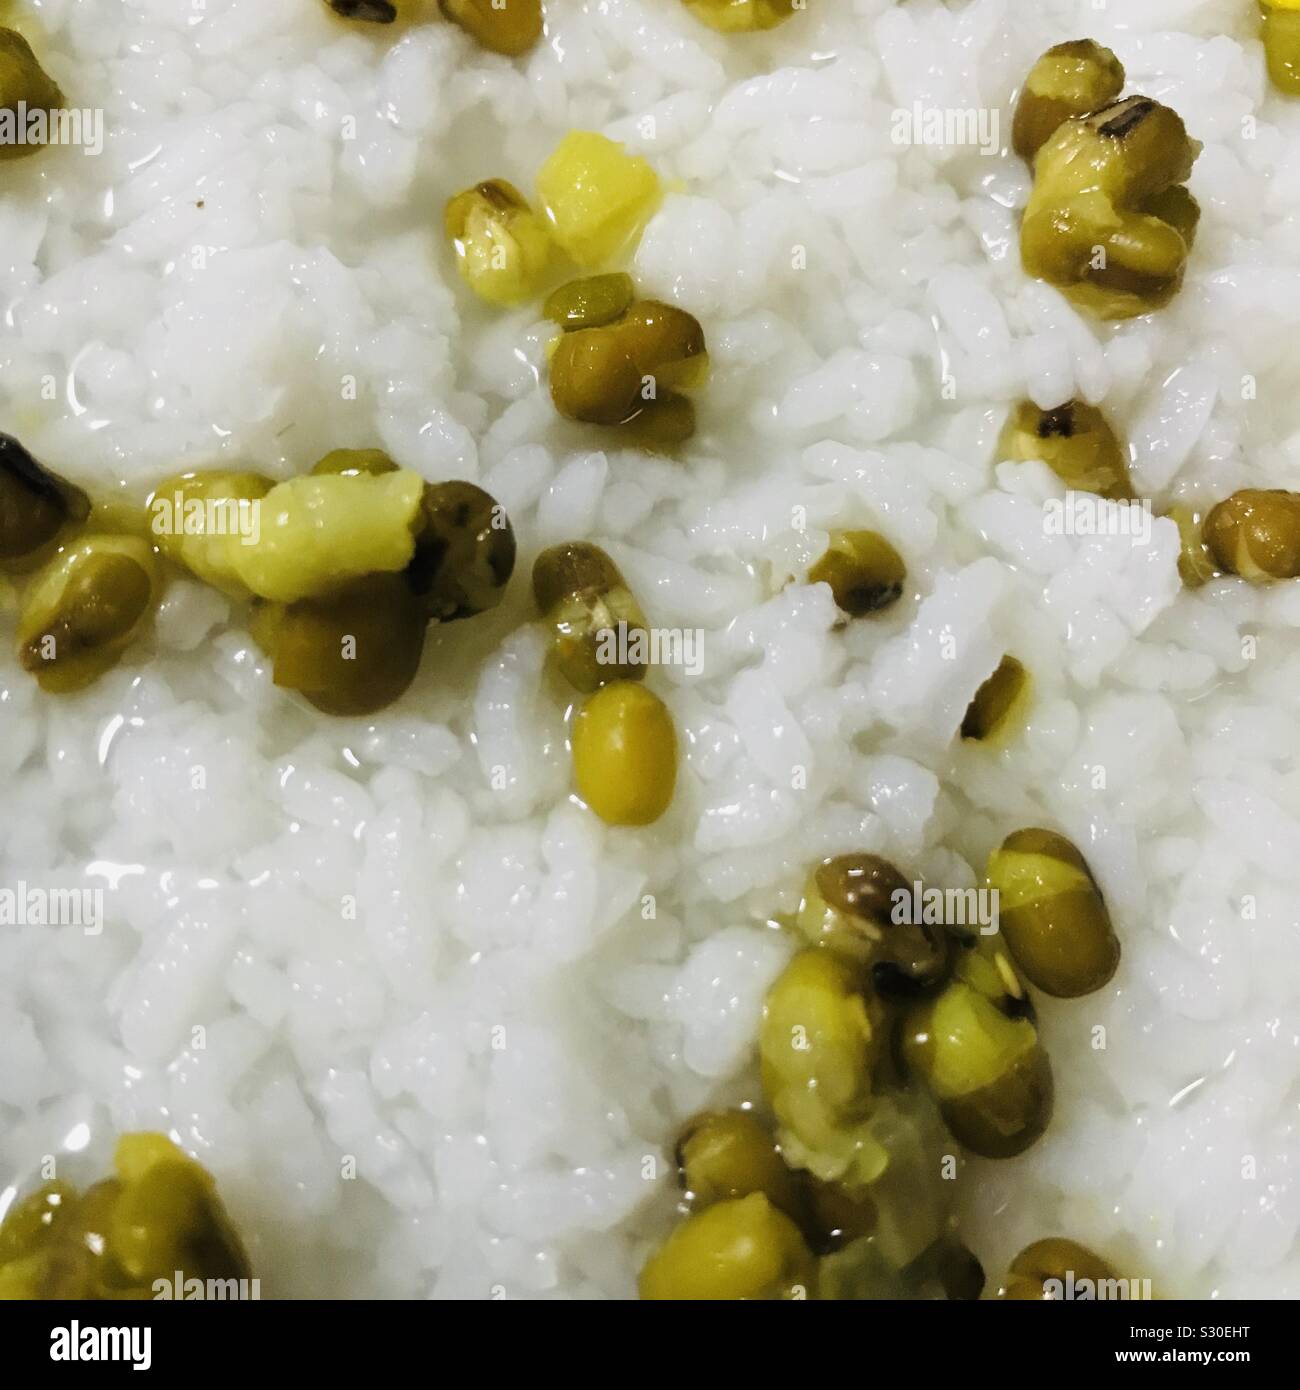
2,0,1299,1298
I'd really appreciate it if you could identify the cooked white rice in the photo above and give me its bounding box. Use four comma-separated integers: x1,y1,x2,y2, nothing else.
1,0,1298,1298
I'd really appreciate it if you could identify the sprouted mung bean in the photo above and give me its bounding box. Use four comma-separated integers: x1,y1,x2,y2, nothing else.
674,1109,804,1219
543,273,637,331
408,480,516,623
680,0,799,35
438,0,543,57
147,469,274,598
807,529,906,617
0,1132,250,1300
548,299,708,446
17,536,160,694
1261,0,1300,95
1203,488,1300,582
1020,87,1201,319
985,828,1120,999
960,655,1030,742
0,432,90,569
999,1237,1119,1300
533,540,649,691
900,949,1054,1160
570,679,677,825
793,853,951,997
444,179,553,307
325,0,398,22
1012,39,1125,164
0,27,64,162
998,400,1132,500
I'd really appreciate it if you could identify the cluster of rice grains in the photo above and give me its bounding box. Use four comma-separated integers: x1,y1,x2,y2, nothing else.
640,29,1300,1305
635,28,1294,1303
644,26,1300,1301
